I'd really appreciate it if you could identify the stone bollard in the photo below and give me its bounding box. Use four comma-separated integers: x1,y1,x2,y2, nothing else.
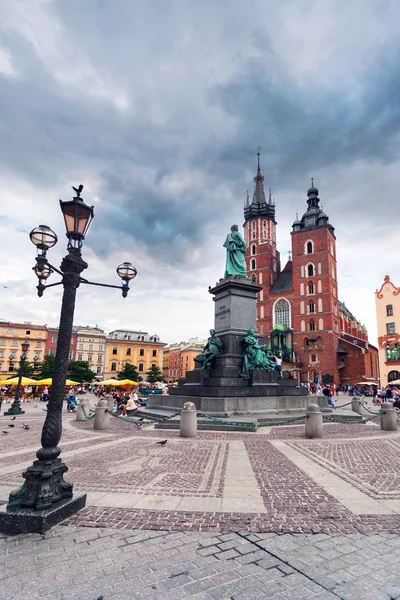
76,397,91,422
380,401,398,431
180,402,197,438
94,398,110,430
351,397,363,415
105,393,115,414
305,403,323,438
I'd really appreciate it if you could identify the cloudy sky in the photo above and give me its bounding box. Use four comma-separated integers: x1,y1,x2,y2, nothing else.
1,0,399,345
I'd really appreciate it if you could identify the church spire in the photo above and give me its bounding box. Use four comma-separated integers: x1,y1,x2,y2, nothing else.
251,151,266,205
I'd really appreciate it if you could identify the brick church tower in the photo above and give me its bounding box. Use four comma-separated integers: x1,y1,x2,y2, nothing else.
291,182,341,384
243,153,280,337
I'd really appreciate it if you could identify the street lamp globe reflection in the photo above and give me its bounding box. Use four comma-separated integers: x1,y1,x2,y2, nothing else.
33,262,52,280
29,225,58,255
117,262,137,281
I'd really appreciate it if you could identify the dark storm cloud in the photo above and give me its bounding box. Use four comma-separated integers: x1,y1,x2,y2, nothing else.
1,0,400,267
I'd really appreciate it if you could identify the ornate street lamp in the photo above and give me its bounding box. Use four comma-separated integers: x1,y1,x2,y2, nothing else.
5,341,30,416
0,185,137,534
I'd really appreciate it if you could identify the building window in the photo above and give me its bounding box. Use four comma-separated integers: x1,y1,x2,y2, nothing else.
12,340,18,346
138,363,144,372
304,338,309,347
127,335,131,340
251,259,256,270
301,320,306,332
126,347,132,356
111,362,117,371
88,354,93,361
97,366,102,374
311,354,317,363
308,282,314,295
0,351,3,358
307,264,314,277
309,320,315,331
251,244,256,256
99,345,103,351
387,305,393,316
97,355,102,362
251,274,256,283
318,298,323,312
34,353,40,360
112,346,118,355
309,301,315,313
252,221,256,239
52,336,58,343
152,349,157,357
306,241,313,254
79,344,83,350
49,348,55,356
300,283,304,296
140,348,145,356
78,354,83,361
26,330,31,335
387,322,396,335
274,298,291,328
36,342,42,348
89,344,93,352
0,339,5,345
262,220,267,239
319,318,324,330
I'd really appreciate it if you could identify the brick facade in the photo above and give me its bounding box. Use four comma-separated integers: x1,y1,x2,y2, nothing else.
243,157,378,386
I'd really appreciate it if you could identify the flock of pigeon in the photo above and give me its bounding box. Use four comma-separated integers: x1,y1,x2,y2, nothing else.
1,415,30,435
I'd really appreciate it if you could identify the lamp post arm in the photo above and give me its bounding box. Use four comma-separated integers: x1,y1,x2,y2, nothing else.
79,278,125,291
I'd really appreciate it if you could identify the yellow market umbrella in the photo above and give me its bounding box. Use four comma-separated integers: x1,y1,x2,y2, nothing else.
118,379,139,386
36,378,79,386
3,376,38,385
96,379,124,386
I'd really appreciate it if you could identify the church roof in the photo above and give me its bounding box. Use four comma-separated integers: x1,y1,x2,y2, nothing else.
244,152,276,223
292,180,335,236
270,266,293,293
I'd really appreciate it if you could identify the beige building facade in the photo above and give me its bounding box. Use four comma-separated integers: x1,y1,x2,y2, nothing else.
104,330,165,380
74,326,106,378
375,275,400,386
0,321,47,376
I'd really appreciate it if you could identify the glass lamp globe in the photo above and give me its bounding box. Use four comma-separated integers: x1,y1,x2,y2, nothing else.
116,262,137,281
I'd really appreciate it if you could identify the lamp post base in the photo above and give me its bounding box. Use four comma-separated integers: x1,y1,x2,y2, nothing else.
4,408,25,416
0,492,86,534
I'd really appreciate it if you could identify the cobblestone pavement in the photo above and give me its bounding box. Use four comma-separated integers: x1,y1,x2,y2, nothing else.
1,398,400,598
1,525,400,600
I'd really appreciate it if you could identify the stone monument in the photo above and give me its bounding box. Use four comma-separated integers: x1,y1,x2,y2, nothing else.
148,225,329,416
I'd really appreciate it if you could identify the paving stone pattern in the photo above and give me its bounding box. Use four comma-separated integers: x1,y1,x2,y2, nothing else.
2,526,400,600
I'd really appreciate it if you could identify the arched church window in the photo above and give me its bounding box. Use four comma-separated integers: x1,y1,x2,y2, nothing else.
251,244,256,255
307,264,314,277
251,259,256,270
274,298,291,328
307,241,313,254
308,282,314,294
252,221,256,239
251,274,256,283
309,320,315,332
311,354,317,363
309,301,315,313
262,220,267,239
304,338,309,347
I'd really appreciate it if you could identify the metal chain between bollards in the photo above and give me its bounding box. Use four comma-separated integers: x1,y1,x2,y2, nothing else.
110,411,181,426
361,402,381,415
81,405,95,420
333,400,353,409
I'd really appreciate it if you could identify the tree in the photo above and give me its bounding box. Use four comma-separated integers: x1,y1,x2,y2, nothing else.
21,361,35,378
68,360,96,383
118,363,142,382
37,355,56,379
146,364,163,384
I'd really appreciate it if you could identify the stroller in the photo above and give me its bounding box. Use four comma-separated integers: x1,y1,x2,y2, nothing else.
67,395,78,412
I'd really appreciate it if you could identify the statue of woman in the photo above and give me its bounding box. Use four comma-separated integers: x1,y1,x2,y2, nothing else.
194,329,223,369
223,225,248,278
240,329,276,379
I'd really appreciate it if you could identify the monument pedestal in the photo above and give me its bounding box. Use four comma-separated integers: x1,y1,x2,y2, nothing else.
149,276,330,417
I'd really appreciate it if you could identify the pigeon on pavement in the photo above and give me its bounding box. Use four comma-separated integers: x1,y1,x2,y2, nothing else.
1,431,9,434
22,424,30,430
8,424,15,428
156,439,168,445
